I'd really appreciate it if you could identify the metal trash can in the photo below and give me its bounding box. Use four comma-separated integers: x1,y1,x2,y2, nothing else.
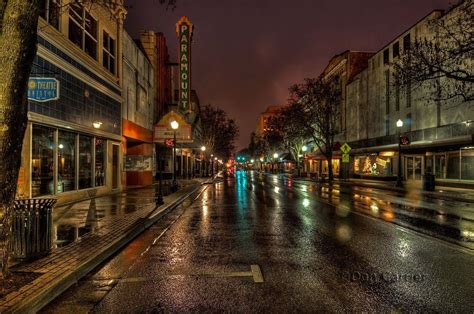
422,174,435,191
10,198,56,260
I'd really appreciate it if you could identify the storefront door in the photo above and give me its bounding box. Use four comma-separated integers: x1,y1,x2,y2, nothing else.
405,156,423,180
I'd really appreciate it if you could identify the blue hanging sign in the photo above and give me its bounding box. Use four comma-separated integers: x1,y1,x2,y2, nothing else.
27,77,60,102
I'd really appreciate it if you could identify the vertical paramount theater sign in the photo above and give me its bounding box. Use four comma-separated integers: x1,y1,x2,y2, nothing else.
176,16,193,112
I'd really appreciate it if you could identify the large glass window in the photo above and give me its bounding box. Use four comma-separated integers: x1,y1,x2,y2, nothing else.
79,135,93,189
446,151,460,180
103,31,116,74
354,155,393,176
32,125,55,197
461,148,474,180
40,0,61,30
58,131,76,192
68,3,97,59
95,138,106,186
434,154,446,179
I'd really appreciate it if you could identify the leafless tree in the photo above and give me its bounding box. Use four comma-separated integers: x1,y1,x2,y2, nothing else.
394,0,473,104
266,104,309,176
289,76,341,182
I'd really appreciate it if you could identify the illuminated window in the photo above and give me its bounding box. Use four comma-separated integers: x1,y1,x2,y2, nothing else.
95,138,106,186
32,125,55,197
58,130,77,192
79,135,93,189
68,3,97,59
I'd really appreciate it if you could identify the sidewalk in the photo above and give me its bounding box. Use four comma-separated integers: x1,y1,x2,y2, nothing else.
0,178,210,313
289,174,474,203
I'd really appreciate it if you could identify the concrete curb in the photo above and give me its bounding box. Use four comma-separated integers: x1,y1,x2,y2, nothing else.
7,183,206,314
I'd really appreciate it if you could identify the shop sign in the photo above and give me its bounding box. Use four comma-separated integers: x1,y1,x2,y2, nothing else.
376,157,387,167
176,16,193,112
27,77,59,102
342,153,350,163
165,138,174,147
154,111,193,143
400,135,410,145
340,142,351,154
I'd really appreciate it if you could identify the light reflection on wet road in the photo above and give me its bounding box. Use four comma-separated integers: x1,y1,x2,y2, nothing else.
45,171,474,312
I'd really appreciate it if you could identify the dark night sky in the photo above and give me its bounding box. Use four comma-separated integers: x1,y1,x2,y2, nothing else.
124,0,453,150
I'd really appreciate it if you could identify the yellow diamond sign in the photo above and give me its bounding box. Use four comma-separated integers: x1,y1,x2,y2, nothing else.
340,143,351,154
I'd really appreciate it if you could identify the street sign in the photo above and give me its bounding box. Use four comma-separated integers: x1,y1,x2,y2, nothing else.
342,153,350,163
340,142,351,154
400,135,410,145
165,138,174,147
27,77,59,102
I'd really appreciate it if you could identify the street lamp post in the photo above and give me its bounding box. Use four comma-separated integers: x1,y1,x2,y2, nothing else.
300,145,308,177
200,146,206,177
156,145,164,205
214,156,218,175
171,120,179,192
273,153,279,173
396,119,404,188
210,154,214,177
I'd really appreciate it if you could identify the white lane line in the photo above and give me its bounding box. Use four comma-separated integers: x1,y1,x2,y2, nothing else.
251,264,264,283
115,265,264,283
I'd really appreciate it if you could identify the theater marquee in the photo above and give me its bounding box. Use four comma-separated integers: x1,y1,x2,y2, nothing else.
176,16,193,112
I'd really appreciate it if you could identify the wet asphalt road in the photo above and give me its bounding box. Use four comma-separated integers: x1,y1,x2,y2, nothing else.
44,171,474,312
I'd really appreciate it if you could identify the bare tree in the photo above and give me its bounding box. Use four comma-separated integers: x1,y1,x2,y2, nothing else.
200,104,239,160
289,76,341,182
394,0,473,104
266,104,309,176
0,0,175,279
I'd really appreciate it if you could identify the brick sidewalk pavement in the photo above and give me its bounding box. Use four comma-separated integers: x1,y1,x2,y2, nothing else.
0,181,207,313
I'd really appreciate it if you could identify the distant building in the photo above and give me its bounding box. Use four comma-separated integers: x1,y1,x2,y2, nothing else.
138,30,204,179
304,51,374,178
345,4,473,186
305,3,473,187
255,105,285,136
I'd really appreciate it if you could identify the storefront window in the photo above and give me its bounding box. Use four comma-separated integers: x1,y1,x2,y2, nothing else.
95,138,105,186
32,125,55,197
446,151,460,179
79,135,92,189
434,154,446,179
461,148,474,180
355,155,393,176
58,131,76,192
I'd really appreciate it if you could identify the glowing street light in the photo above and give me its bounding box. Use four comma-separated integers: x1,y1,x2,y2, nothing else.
201,146,206,151
302,145,308,152
396,119,404,188
170,120,179,191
